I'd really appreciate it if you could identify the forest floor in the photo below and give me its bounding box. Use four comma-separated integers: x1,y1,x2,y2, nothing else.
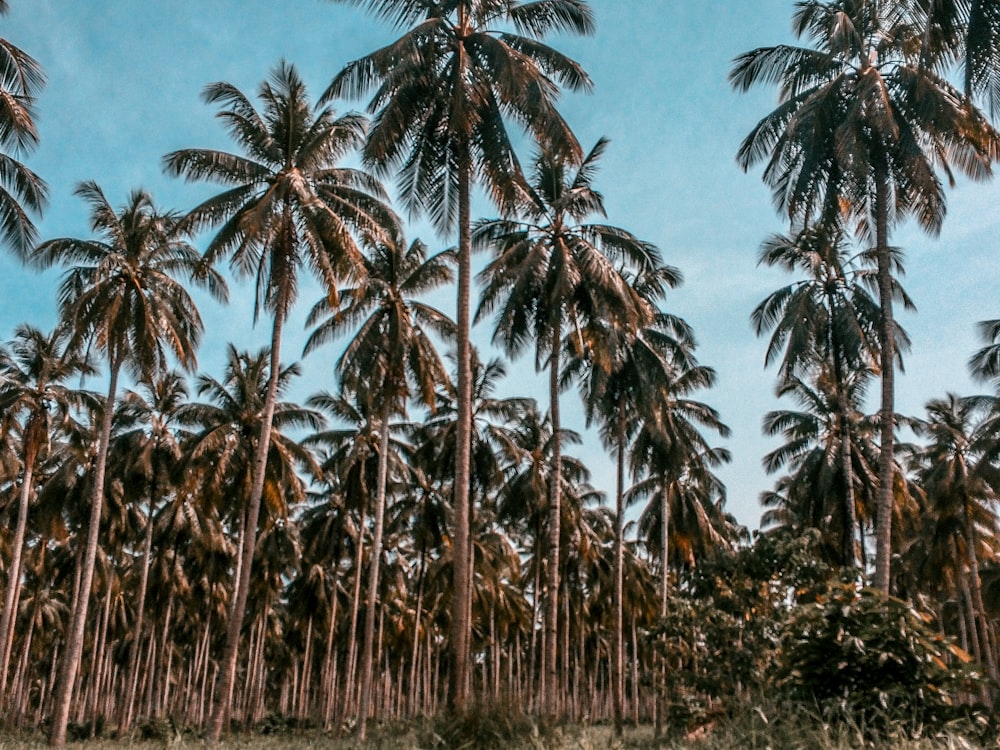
0,723,990,750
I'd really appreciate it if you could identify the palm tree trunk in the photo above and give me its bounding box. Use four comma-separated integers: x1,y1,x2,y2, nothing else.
86,581,113,735
449,135,473,714
409,540,427,717
321,575,339,729
545,322,563,719
357,398,392,741
123,487,157,731
0,425,40,701
655,487,669,739
873,171,896,594
612,411,625,738
962,500,997,679
530,528,542,711
660,490,669,615
954,535,982,662
207,309,284,744
49,361,120,748
343,501,366,724
828,297,859,569
298,615,313,719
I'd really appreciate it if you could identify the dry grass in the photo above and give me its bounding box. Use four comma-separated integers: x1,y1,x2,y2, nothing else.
0,717,987,750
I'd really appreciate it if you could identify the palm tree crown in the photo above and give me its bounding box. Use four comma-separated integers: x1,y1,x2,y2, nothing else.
165,60,398,322
0,1,46,258
33,182,225,379
325,0,594,227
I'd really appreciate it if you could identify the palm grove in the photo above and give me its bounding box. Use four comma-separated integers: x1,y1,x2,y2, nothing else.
2,0,1000,745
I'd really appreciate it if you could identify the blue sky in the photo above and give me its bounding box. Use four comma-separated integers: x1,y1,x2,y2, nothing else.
2,0,998,530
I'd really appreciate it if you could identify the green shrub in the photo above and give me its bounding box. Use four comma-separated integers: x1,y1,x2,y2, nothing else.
420,704,553,749
772,583,988,736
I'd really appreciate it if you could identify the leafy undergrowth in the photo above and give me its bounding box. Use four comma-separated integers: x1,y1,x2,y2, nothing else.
0,711,991,750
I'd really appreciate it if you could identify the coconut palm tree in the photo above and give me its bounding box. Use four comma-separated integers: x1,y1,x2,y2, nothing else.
490,400,590,711
730,0,1000,591
163,61,397,740
752,225,890,565
908,393,1000,678
304,388,398,724
475,138,668,716
627,357,731,604
0,1,46,258
760,368,880,565
324,0,593,709
31,183,223,747
305,236,452,740
179,346,322,725
109,370,191,730
0,324,95,705
571,308,724,734
179,346,322,534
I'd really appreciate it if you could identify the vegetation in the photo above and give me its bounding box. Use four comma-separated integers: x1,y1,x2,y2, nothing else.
4,0,1000,748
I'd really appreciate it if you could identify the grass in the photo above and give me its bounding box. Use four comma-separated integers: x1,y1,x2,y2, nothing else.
0,711,991,750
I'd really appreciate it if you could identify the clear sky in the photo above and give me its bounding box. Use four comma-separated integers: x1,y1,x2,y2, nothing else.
2,0,998,530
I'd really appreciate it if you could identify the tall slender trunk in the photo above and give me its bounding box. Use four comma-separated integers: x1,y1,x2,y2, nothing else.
872,172,896,594
0,423,41,702
828,293,859,569
207,309,284,743
655,485,669,739
949,578,969,653
612,410,625,738
85,581,113,734
545,322,563,718
409,536,427,717
962,499,997,679
343,501,367,725
123,479,158,731
50,361,120,748
357,398,392,741
530,526,542,711
660,489,669,615
957,545,982,663
449,135,473,714
321,572,339,729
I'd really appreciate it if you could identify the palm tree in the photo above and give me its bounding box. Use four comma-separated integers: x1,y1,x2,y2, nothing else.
475,138,667,716
491,400,593,711
31,183,223,747
626,356,731,603
305,236,452,740
304,389,393,724
730,0,1000,591
0,324,95,704
324,0,593,709
0,1,46,258
908,393,1000,678
163,61,396,741
572,309,724,734
110,370,191,730
760,369,879,565
179,346,323,539
751,225,890,566
180,346,322,725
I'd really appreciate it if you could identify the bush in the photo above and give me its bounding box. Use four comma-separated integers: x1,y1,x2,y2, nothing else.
771,583,988,736
420,704,554,749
